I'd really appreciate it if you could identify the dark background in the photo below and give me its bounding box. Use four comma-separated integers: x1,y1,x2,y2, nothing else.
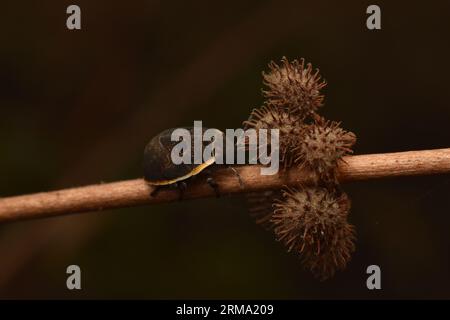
1,0,449,299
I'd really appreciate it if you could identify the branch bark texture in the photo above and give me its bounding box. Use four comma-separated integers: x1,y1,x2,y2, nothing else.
0,148,449,223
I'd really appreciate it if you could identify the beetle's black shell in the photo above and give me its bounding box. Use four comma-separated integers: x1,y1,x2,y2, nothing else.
143,127,216,184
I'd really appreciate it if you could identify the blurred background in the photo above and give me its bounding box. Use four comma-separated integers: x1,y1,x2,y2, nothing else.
1,0,450,299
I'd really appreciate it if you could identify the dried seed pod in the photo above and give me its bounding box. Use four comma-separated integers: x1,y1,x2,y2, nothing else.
262,57,326,117
301,221,356,281
243,104,304,168
294,117,356,183
246,190,282,230
272,186,355,280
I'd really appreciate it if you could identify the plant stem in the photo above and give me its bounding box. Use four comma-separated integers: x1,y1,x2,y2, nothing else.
1,148,449,223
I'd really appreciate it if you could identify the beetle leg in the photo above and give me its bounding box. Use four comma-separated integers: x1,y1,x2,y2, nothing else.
229,166,244,188
177,181,187,200
150,186,162,198
207,177,220,197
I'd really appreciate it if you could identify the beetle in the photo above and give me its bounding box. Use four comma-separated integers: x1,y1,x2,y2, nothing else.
143,127,237,199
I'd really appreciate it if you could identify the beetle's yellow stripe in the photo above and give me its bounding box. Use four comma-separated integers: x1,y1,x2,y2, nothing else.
146,157,216,186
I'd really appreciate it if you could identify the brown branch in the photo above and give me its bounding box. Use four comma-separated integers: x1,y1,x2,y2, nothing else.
1,148,450,224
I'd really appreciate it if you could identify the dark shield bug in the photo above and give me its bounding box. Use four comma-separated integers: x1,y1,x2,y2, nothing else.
143,127,226,198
